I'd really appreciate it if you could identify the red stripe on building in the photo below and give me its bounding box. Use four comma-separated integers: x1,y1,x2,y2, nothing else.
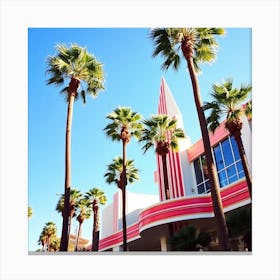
187,120,230,161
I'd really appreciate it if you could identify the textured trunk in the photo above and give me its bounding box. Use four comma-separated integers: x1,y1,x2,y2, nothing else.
75,222,82,252
186,57,230,250
161,154,171,199
122,139,128,251
92,200,100,251
231,128,252,198
60,78,79,251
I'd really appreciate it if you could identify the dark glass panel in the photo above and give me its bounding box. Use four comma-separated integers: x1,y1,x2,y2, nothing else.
205,181,211,193
236,161,245,178
221,138,234,166
194,158,203,184
218,170,228,187
214,144,224,170
198,184,205,194
226,165,238,184
230,136,241,161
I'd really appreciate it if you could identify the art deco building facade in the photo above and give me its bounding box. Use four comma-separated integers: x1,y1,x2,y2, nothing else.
95,77,252,251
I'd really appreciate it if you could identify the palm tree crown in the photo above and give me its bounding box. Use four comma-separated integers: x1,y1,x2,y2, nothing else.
150,28,225,72
204,78,252,133
104,107,143,143
204,78,252,197
140,114,185,155
104,156,139,187
46,44,105,101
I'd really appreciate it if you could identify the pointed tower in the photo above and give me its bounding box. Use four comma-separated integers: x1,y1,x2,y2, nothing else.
156,77,191,201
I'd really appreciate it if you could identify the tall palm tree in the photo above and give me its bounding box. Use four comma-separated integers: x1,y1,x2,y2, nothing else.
56,188,83,248
46,44,105,251
104,107,142,251
104,156,139,251
204,78,252,197
38,221,57,252
75,197,91,251
139,115,185,199
85,188,107,251
150,28,230,250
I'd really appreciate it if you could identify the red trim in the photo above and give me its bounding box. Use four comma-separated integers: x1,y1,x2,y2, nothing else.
98,180,251,251
187,120,230,161
176,152,185,197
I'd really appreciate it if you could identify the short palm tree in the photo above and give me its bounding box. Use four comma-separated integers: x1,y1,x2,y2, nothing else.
104,107,142,251
46,44,105,251
150,28,230,250
139,115,185,199
75,197,91,251
204,78,252,197
28,205,33,219
104,156,139,251
38,221,57,252
56,188,83,247
170,225,211,251
85,188,107,251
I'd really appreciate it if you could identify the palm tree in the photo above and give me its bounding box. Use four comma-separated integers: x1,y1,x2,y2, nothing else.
104,156,139,251
204,78,252,197
56,188,83,248
28,205,33,219
226,207,252,251
170,225,211,251
46,44,105,251
150,28,230,250
85,188,107,251
139,115,185,199
104,107,142,251
38,221,57,252
75,197,91,251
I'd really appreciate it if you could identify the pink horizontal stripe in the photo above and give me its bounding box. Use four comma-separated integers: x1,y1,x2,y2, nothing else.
99,180,250,250
187,120,229,161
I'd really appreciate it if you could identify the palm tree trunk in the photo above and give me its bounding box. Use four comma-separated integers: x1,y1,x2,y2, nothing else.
92,202,100,251
186,58,230,250
161,154,171,199
122,140,128,251
60,83,77,251
75,222,82,251
233,133,252,198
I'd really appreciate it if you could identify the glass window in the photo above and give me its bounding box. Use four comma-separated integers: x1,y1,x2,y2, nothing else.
236,161,245,178
221,138,234,166
214,144,224,170
226,165,238,184
218,170,228,187
230,136,240,161
194,136,248,195
194,158,203,184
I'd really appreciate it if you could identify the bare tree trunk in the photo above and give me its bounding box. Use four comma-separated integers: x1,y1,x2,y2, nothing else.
75,222,82,252
60,78,79,251
186,58,230,250
161,154,170,199
234,133,252,198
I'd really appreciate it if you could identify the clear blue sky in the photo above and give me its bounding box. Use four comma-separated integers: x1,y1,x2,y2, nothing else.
28,28,251,251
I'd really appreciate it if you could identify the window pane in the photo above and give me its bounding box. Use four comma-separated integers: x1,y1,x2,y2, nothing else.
226,165,238,184
230,136,241,161
218,170,228,187
194,158,203,184
221,138,234,166
205,181,211,193
201,155,209,179
214,144,224,170
236,161,245,178
197,184,205,194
